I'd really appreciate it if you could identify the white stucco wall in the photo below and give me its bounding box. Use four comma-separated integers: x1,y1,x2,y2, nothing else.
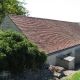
47,45,80,66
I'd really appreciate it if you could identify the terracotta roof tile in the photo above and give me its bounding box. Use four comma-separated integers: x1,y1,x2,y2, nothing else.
8,14,80,54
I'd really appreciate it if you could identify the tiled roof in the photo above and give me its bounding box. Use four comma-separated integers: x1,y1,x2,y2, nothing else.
8,14,80,54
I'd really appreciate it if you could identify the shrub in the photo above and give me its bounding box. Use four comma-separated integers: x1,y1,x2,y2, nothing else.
0,30,47,75
0,53,8,72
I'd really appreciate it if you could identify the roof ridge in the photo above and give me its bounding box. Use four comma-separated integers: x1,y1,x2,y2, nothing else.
8,14,77,24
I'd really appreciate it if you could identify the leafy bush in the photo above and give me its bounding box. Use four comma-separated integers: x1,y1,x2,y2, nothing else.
0,30,47,75
0,53,8,72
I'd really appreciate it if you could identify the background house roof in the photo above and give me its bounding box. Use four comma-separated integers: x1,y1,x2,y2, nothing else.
8,14,80,54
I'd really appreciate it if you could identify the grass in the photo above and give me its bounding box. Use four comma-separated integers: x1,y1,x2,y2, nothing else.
65,72,80,80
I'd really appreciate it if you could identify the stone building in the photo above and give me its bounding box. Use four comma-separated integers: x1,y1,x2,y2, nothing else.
1,14,80,69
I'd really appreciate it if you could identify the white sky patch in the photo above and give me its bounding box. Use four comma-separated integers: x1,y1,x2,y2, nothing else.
19,0,80,22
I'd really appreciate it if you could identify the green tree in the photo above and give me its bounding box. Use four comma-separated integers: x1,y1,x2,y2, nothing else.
0,30,47,75
0,0,29,22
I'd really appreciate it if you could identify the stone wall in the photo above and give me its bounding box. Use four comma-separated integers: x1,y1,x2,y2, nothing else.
56,57,69,69
56,56,75,69
0,66,55,80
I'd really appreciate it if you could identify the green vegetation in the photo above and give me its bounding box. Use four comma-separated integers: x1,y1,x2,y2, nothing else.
0,30,47,75
65,72,80,80
0,0,29,22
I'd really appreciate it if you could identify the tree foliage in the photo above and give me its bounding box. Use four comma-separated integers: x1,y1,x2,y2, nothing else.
0,0,29,22
0,30,47,75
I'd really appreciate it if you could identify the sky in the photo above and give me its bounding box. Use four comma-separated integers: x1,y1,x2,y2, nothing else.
19,0,80,22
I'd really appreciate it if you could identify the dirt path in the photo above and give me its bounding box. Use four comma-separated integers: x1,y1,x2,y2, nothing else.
55,70,77,80
55,66,80,80
59,70,77,80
